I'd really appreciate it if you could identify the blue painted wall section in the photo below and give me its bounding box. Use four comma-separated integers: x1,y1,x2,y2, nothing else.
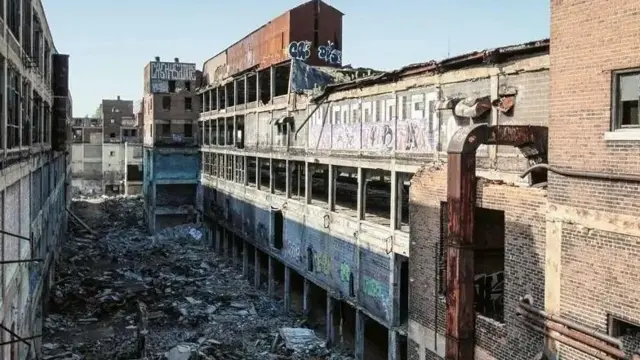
203,187,392,325
153,152,200,181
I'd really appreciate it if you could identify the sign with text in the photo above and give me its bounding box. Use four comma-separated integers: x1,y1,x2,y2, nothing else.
150,62,196,81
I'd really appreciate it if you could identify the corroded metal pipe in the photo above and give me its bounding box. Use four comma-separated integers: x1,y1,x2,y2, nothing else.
517,309,626,358
519,301,623,349
520,321,616,360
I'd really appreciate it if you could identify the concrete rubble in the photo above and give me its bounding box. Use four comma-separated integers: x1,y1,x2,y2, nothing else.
43,196,354,360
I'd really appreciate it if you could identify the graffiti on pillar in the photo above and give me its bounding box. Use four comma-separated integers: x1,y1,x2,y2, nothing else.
288,41,312,61
339,263,351,283
474,271,504,320
318,41,342,65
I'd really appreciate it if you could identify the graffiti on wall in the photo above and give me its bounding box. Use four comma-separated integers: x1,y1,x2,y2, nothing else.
361,275,390,319
151,80,169,93
288,41,312,61
150,62,196,81
318,41,342,65
474,271,504,320
313,252,332,277
339,263,351,283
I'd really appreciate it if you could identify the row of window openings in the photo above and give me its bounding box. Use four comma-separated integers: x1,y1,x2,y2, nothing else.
162,96,192,111
6,74,51,148
109,129,138,138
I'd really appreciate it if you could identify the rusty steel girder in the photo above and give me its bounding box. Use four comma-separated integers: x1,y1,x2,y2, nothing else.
445,124,547,360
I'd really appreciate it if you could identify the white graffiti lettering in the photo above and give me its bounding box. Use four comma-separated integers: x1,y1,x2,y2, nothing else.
288,40,311,61
318,41,342,65
150,62,196,81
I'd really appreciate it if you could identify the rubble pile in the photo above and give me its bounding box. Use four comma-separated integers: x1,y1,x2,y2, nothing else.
43,196,354,360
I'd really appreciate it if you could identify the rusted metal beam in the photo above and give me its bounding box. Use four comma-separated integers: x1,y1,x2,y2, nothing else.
445,124,489,360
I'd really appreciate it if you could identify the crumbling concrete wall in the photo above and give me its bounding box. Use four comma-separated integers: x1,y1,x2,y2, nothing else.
407,165,547,360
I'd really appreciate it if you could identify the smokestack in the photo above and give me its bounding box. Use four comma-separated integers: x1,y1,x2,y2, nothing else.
154,56,160,62
117,95,120,101
174,57,179,63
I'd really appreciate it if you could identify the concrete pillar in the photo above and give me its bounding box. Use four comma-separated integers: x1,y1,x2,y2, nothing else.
233,79,238,107
328,164,336,211
255,71,260,103
256,157,261,191
243,156,249,186
305,162,312,204
242,241,249,278
215,226,223,255
285,160,291,198
232,234,238,267
303,279,311,317
357,167,365,220
390,170,398,230
268,256,275,296
243,74,248,104
269,66,275,103
269,158,274,194
215,87,219,110
388,330,400,360
233,116,237,148
283,266,291,312
254,247,261,288
224,84,229,109
326,294,338,348
355,310,366,360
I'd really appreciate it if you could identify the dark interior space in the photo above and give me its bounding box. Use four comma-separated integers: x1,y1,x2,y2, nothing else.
289,270,305,314
364,316,389,360
273,210,284,250
259,158,271,190
273,260,286,298
247,242,256,276
397,254,409,325
364,170,392,226
338,302,357,352
248,158,257,187
225,117,234,145
246,74,257,103
272,160,287,195
126,164,142,181
225,82,234,107
307,282,328,334
202,93,209,112
334,167,358,217
398,172,411,232
274,63,291,97
258,69,271,104
310,164,329,208
259,250,269,288
209,120,216,145
237,77,246,105
439,202,506,322
398,334,408,360
218,87,226,110
156,184,196,207
235,116,244,149
290,161,306,201
217,119,224,145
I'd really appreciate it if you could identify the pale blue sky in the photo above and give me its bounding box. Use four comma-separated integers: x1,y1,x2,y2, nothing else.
42,0,549,117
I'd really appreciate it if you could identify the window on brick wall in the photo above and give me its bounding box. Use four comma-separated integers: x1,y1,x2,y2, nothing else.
162,96,171,111
612,70,640,130
438,202,506,323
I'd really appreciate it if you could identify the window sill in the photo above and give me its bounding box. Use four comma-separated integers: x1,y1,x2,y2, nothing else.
604,130,640,141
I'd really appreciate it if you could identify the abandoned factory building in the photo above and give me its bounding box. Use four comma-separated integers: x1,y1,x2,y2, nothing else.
195,0,640,360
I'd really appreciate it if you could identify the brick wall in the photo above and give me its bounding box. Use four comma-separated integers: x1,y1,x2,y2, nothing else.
408,163,547,359
550,1,640,358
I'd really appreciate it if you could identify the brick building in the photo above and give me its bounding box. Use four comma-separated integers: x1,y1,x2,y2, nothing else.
142,57,202,232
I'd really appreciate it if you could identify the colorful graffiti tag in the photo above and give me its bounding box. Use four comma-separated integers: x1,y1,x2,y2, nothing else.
288,40,312,61
318,41,342,65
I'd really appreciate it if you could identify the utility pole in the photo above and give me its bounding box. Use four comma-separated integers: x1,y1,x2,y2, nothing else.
124,141,128,196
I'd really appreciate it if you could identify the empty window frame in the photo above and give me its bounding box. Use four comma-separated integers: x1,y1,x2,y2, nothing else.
162,96,171,110
185,97,193,111
612,70,640,130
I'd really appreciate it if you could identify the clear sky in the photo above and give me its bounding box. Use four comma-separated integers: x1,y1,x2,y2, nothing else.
42,0,549,117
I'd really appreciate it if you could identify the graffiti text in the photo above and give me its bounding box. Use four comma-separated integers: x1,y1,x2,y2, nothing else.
150,62,196,81
288,40,312,61
318,41,342,65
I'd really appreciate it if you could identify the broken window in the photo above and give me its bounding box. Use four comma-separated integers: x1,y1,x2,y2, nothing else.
613,70,640,129
184,81,191,91
161,124,170,136
184,123,193,137
185,97,192,111
7,66,20,149
608,315,640,352
168,80,176,93
162,96,171,110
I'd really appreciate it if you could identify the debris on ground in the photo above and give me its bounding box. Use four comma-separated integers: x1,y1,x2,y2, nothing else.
43,196,354,360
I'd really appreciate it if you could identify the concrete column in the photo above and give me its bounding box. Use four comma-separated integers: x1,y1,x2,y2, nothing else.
233,79,238,107
256,157,261,190
357,167,365,220
355,310,366,360
2,58,7,150
215,226,223,255
269,66,275,103
326,294,338,348
232,234,238,267
267,256,275,296
328,164,336,211
283,266,291,312
285,160,291,198
243,74,248,104
254,247,261,288
269,158,274,194
222,228,229,258
242,242,249,278
390,170,398,230
255,71,260,104
303,279,311,317
243,156,249,186
388,330,400,360
305,162,312,204
224,84,229,109
233,115,237,148
215,87,219,110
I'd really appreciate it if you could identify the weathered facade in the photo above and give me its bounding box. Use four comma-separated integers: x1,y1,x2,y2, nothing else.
0,0,72,358
101,96,136,144
142,57,202,232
